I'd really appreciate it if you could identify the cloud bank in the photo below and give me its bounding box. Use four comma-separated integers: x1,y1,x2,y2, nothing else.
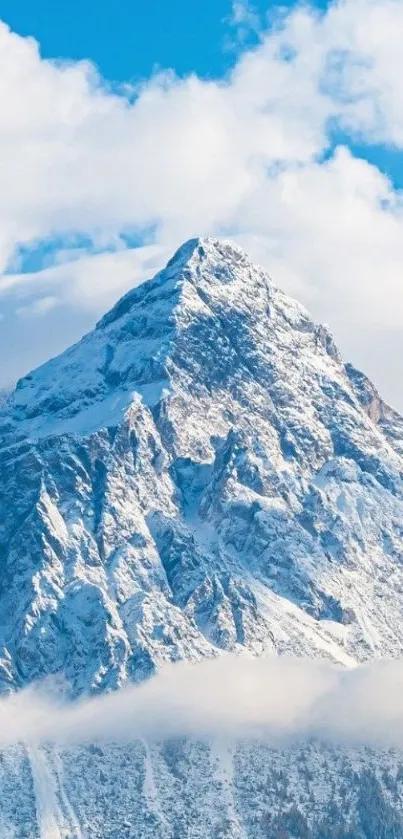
3,655,403,752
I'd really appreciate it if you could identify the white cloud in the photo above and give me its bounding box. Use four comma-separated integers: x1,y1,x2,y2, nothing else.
229,1,261,41
16,296,59,318
231,0,259,26
5,245,167,311
1,1,403,403
3,655,403,750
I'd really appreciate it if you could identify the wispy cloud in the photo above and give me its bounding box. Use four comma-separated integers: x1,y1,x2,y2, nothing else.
3,656,403,751
16,296,59,319
3,245,167,312
228,1,261,42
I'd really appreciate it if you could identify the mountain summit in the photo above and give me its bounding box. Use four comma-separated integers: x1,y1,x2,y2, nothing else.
2,239,403,836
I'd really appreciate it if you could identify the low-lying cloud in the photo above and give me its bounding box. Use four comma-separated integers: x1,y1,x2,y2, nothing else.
2,655,403,752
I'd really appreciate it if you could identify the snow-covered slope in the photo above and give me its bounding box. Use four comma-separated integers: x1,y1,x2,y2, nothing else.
2,238,403,836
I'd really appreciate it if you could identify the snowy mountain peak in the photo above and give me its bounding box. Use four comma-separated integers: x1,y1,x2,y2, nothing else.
160,235,259,282
98,236,271,331
1,237,403,701
3,238,403,836
8,237,302,439
164,235,249,274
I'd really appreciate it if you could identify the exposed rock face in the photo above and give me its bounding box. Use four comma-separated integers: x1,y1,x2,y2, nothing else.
2,238,403,836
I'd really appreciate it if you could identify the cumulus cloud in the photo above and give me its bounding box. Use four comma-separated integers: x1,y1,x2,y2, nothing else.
1,1,403,403
3,656,403,751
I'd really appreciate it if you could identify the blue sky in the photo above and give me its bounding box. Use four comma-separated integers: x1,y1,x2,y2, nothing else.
0,0,286,80
1,0,400,207
1,0,403,407
1,0,262,81
1,0,400,198
4,0,399,186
